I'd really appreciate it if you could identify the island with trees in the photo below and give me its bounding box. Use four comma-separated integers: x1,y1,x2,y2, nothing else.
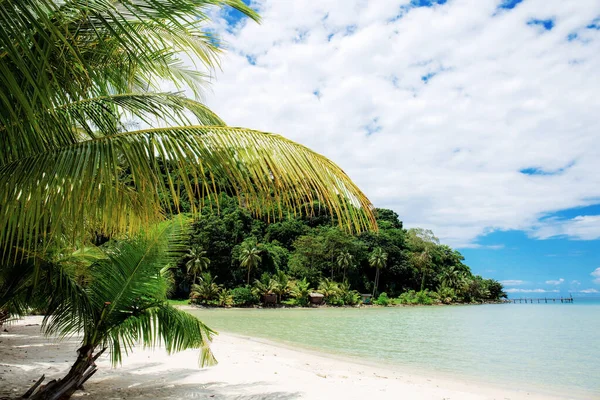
174,194,507,307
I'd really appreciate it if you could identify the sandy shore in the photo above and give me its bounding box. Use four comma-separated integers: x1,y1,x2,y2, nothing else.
0,316,573,400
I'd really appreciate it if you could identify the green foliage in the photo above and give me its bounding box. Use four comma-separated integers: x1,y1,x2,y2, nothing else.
437,286,458,304
171,196,504,305
395,290,435,305
238,238,262,285
374,292,391,306
290,278,312,307
230,287,259,307
217,289,234,308
190,273,221,304
185,245,211,284
43,218,216,367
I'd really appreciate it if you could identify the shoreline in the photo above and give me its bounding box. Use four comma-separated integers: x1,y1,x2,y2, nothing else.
0,316,584,400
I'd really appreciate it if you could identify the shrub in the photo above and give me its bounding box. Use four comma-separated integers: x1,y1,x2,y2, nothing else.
437,286,457,304
218,289,234,307
290,278,312,307
231,287,259,307
375,292,391,306
394,290,435,305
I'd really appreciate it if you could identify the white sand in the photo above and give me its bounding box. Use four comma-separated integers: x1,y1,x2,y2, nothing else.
0,316,574,399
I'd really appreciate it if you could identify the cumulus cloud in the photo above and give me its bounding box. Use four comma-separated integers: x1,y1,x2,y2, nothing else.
580,288,599,294
500,280,525,286
592,268,600,284
530,216,600,240
505,288,559,293
204,0,600,247
545,278,565,285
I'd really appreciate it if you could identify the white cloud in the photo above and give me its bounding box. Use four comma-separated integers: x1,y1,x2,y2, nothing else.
204,0,600,247
505,288,559,293
500,280,525,286
580,288,599,294
592,268,600,284
530,216,600,240
571,280,581,285
545,278,565,285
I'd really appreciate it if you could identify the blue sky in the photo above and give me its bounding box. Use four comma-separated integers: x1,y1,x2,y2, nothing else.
203,0,600,297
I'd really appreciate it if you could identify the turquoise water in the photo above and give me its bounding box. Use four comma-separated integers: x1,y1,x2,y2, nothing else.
189,300,600,398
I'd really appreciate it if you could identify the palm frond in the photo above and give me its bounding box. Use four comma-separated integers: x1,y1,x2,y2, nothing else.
0,127,376,259
107,304,216,366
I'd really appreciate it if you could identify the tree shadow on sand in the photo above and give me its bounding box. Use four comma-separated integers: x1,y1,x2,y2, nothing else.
83,367,301,400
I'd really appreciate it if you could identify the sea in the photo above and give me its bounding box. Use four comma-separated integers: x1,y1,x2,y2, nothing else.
189,298,600,399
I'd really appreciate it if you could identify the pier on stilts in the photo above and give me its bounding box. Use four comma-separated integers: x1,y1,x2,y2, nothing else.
511,295,574,304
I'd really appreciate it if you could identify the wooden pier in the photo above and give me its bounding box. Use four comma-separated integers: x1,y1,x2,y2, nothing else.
511,295,573,304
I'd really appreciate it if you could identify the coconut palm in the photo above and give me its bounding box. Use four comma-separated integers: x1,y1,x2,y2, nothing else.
413,249,432,292
0,0,377,263
273,271,292,303
336,251,354,282
24,218,215,399
185,246,211,284
190,272,221,304
369,248,388,297
318,278,340,304
290,278,312,307
440,265,462,290
252,278,278,304
239,241,262,285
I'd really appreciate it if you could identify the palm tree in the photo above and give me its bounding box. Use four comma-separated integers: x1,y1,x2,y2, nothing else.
440,265,462,290
290,278,312,307
185,246,211,284
336,251,354,282
190,272,221,304
273,271,292,304
0,0,377,263
413,249,432,292
252,278,278,304
239,241,262,285
25,218,215,400
318,278,340,304
369,248,388,297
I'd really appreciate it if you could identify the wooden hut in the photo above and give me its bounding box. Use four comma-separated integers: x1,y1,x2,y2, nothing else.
360,294,372,304
263,293,277,305
309,292,324,305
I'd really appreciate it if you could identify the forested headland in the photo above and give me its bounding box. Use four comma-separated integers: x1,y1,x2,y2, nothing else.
173,194,506,307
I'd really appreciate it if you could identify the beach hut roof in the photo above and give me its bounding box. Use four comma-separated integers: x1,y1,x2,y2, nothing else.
309,292,324,298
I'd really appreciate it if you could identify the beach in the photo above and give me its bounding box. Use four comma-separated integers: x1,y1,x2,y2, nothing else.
0,316,569,400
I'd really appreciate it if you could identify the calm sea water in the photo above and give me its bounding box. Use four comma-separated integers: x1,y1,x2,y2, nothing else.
189,299,600,398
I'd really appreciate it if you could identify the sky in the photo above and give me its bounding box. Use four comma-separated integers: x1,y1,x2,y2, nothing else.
199,0,600,297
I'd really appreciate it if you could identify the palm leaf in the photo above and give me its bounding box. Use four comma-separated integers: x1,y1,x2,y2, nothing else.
0,126,376,258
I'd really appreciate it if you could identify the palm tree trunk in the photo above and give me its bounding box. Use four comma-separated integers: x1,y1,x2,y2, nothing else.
27,345,105,400
421,271,426,292
342,267,346,282
372,268,380,297
247,267,250,285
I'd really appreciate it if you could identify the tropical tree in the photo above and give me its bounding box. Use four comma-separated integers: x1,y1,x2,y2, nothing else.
239,240,262,285
0,0,377,265
318,278,340,304
273,271,292,303
252,277,278,304
185,246,211,284
413,249,432,292
190,272,222,304
440,265,462,290
369,247,388,297
290,278,312,307
336,251,354,282
24,219,215,399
